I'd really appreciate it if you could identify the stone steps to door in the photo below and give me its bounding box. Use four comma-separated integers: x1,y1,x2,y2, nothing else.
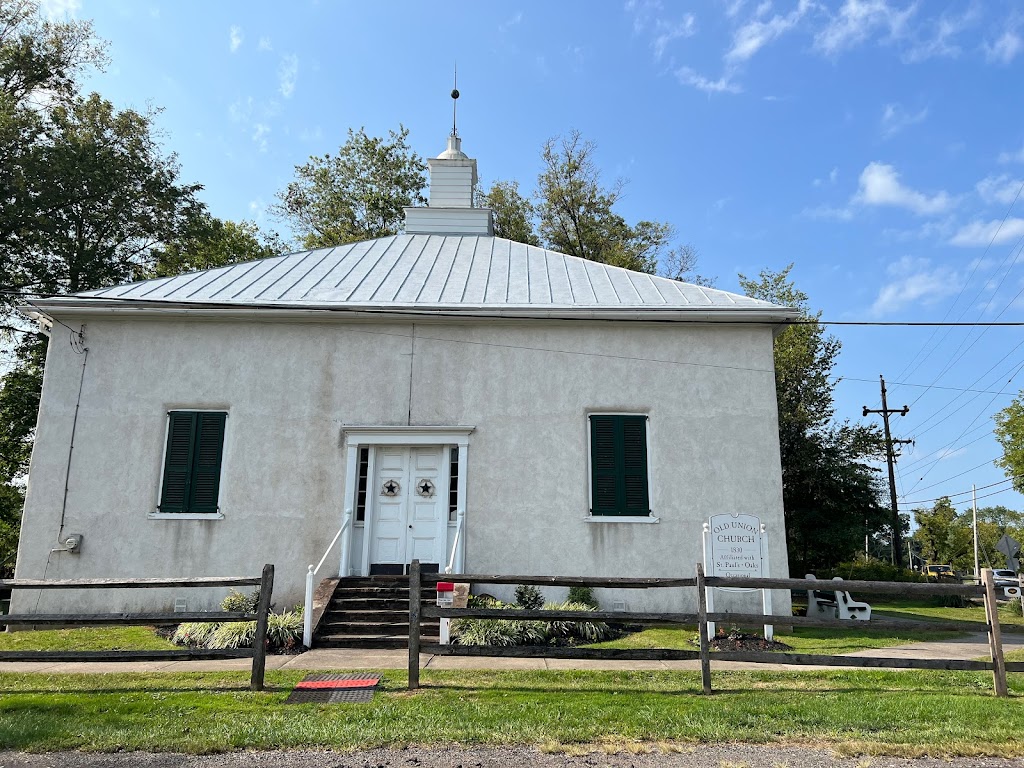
314,576,445,649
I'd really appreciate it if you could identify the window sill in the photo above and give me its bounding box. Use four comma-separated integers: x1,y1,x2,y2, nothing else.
148,512,224,520
585,515,660,524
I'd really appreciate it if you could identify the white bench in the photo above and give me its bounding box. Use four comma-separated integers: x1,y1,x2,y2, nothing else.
805,574,872,620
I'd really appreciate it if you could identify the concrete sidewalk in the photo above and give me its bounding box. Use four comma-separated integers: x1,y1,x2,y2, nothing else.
1,632,1021,674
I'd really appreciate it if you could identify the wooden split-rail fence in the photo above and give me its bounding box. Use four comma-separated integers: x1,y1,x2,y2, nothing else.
407,561,1018,696
0,564,275,690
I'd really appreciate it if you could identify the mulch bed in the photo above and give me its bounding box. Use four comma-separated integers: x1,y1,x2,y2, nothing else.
692,629,793,652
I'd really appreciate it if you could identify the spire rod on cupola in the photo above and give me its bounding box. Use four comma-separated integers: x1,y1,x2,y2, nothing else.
451,64,459,138
402,76,493,235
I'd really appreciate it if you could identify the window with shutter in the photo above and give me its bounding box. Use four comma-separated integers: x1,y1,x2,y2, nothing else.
158,411,227,515
589,414,650,516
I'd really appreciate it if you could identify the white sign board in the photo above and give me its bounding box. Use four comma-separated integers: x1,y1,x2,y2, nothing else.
706,513,765,586
702,512,773,640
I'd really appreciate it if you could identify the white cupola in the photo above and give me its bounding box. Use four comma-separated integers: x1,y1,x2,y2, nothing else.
404,94,493,236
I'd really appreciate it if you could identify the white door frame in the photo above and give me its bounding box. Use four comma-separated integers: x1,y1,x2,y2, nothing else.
339,426,473,577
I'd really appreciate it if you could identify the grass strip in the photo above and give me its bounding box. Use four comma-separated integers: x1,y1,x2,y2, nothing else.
0,668,1022,756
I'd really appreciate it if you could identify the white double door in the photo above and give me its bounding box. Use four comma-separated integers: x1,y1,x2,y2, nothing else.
368,446,447,572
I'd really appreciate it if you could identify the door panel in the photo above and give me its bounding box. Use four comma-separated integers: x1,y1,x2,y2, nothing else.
369,447,408,566
368,445,447,571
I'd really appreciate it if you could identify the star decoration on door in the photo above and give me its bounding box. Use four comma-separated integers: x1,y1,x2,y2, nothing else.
381,480,400,497
416,479,435,497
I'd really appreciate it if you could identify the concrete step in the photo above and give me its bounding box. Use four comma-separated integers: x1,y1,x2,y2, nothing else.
320,621,438,635
315,635,440,650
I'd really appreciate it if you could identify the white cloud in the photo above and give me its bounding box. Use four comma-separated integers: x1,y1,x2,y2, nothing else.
999,144,1024,164
278,54,299,98
652,14,697,59
724,0,746,19
903,9,975,62
229,25,243,53
726,0,811,62
252,123,270,153
814,0,916,56
936,447,967,461
976,175,1024,206
870,256,960,316
880,102,928,138
37,0,80,18
985,29,1023,65
812,167,839,187
258,36,273,52
674,66,741,94
854,162,952,216
950,218,1024,247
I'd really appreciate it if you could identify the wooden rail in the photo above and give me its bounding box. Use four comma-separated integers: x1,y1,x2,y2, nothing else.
407,561,1013,697
2,564,275,691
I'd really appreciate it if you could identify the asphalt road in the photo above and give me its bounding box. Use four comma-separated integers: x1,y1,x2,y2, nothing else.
2,747,1024,767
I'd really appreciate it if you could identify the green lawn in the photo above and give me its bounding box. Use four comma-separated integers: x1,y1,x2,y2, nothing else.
0,626,177,652
873,600,1024,630
0,669,1021,756
588,625,964,656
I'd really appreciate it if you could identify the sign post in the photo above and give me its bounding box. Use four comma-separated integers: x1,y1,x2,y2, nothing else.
702,513,773,640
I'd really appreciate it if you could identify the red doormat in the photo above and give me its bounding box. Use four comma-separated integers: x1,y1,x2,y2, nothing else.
285,673,382,704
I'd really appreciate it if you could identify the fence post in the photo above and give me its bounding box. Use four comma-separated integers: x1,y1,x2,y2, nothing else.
982,568,1008,698
696,562,712,695
250,563,274,692
408,559,422,690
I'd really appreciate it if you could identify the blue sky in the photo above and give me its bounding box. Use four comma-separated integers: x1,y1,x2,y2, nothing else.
51,0,1024,530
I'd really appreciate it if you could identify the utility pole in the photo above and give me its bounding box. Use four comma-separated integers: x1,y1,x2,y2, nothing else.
863,375,910,568
973,484,980,581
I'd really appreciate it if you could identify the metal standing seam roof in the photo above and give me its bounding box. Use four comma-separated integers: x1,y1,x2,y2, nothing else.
40,234,797,320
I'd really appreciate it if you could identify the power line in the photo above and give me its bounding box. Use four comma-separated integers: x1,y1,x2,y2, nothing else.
904,456,1002,495
901,477,1021,507
838,377,1019,396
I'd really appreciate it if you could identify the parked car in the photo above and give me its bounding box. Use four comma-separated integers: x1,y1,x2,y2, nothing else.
992,569,1019,588
924,564,955,580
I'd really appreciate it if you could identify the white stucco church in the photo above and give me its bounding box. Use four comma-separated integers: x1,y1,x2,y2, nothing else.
13,125,799,626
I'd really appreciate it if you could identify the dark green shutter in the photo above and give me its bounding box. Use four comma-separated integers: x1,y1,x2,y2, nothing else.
590,415,649,516
159,412,196,513
590,416,619,515
188,412,226,514
621,417,649,515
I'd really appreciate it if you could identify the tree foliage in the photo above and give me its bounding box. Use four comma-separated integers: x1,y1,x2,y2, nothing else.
912,499,1024,572
537,130,665,272
274,125,427,249
740,265,890,573
479,179,539,246
994,396,1024,494
150,215,287,277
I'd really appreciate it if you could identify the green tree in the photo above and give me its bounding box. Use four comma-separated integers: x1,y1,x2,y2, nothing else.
534,130,711,283
151,215,287,277
0,331,43,576
739,265,890,573
994,397,1024,493
0,0,107,314
912,497,974,570
479,179,539,245
274,125,427,249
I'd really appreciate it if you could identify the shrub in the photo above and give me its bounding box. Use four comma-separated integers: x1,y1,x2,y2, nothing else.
221,588,260,613
818,560,925,583
449,599,613,646
542,601,613,643
1005,599,1024,617
208,620,257,649
267,610,304,650
515,584,544,611
171,622,217,647
567,585,599,609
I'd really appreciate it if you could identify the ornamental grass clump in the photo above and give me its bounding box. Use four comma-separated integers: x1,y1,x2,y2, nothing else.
170,590,303,652
449,594,613,647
